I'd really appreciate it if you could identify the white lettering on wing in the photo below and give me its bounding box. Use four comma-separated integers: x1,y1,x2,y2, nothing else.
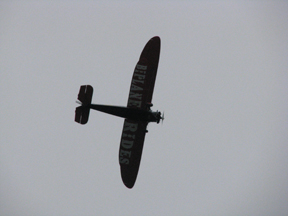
129,92,142,100
130,84,143,91
127,64,147,109
123,122,138,132
128,100,141,108
120,64,147,165
136,65,147,70
119,121,139,165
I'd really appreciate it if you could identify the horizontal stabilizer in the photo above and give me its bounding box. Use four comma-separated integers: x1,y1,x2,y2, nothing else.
75,106,90,124
75,85,93,124
77,85,93,106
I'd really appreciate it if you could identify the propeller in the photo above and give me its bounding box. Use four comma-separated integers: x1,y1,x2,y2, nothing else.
161,111,165,124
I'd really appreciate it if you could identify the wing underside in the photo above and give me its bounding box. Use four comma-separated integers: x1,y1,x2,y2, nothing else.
119,119,148,188
119,36,161,188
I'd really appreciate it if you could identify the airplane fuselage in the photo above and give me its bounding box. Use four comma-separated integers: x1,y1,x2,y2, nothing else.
89,104,161,123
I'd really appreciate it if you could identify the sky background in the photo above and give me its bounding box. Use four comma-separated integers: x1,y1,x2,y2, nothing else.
1,1,288,215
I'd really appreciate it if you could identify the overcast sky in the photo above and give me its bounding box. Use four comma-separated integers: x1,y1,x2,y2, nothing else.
1,1,288,215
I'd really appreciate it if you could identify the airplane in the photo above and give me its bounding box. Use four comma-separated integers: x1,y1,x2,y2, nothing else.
74,36,163,189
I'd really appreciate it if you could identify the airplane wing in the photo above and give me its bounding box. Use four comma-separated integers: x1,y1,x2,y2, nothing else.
119,119,148,188
127,36,161,110
119,36,161,188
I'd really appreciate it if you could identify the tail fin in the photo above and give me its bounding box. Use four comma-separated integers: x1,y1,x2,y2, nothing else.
75,85,93,124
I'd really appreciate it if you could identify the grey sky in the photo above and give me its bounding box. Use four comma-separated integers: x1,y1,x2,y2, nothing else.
1,1,288,215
